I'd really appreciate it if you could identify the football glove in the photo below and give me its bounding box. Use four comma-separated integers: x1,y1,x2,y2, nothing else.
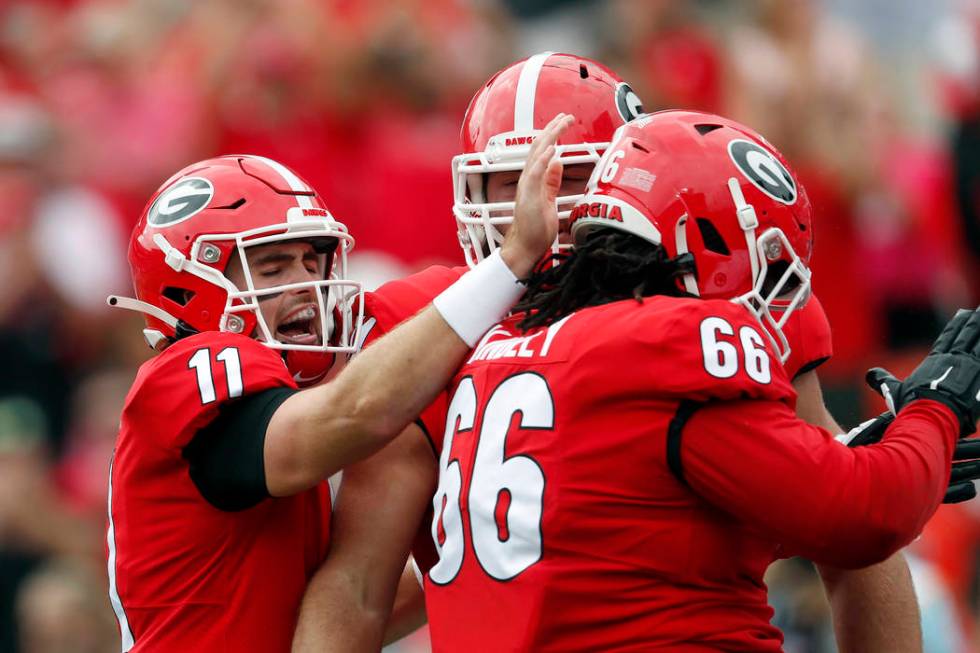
866,307,980,437
840,412,980,503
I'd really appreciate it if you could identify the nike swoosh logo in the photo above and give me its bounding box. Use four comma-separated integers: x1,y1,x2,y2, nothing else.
293,371,326,383
930,366,953,390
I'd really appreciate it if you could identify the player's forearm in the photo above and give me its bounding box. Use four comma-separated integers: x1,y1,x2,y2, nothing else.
685,399,956,568
292,566,388,653
267,251,527,494
783,401,953,566
382,564,427,645
287,306,468,470
817,553,922,653
293,427,434,650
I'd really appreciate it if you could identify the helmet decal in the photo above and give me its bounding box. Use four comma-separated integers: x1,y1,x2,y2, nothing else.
615,83,644,122
514,51,554,131
147,178,214,227
727,139,797,205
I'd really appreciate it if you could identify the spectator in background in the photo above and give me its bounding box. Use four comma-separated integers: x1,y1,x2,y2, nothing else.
0,397,102,652
15,559,117,653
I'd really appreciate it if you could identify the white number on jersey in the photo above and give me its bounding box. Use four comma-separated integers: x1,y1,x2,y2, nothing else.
429,373,552,584
188,347,244,404
699,317,772,384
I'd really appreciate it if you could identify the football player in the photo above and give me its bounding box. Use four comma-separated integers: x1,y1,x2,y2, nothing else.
423,111,971,650
104,145,566,652
293,55,929,651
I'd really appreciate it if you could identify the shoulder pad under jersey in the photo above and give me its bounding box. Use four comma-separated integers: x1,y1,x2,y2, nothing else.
123,332,295,450
781,294,833,380
590,296,796,404
361,265,467,341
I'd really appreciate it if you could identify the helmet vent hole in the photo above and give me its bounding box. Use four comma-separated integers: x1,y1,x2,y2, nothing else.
162,287,195,306
694,123,723,136
215,198,246,210
579,64,589,79
631,141,650,153
695,218,730,255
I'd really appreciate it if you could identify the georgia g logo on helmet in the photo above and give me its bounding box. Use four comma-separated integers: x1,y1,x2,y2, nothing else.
147,177,215,227
727,139,797,204
615,83,645,123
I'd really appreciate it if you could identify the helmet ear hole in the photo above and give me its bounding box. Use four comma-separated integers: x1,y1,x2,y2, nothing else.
695,218,730,256
761,260,801,298
162,287,195,306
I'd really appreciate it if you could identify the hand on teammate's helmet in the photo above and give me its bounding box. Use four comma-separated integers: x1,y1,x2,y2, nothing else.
866,307,980,437
842,412,980,503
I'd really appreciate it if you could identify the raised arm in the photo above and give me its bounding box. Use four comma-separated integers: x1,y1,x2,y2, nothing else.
264,113,574,496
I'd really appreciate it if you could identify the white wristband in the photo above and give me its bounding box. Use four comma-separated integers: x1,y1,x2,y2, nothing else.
433,249,524,347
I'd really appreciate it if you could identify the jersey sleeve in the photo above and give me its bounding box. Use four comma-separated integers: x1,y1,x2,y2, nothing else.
679,397,957,569
126,332,296,451
623,298,796,404
361,265,467,343
782,294,833,380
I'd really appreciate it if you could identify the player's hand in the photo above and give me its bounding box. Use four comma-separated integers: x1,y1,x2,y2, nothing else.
948,439,980,502
501,112,575,279
842,411,980,503
866,307,980,437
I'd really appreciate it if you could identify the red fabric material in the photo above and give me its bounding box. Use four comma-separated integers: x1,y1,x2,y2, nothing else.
684,398,956,569
780,294,833,379
425,297,798,652
107,332,331,652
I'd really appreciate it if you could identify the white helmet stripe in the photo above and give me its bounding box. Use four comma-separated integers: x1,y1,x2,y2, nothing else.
247,155,314,209
514,51,554,132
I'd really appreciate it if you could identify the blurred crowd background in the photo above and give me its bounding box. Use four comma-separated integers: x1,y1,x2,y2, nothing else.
1,0,979,651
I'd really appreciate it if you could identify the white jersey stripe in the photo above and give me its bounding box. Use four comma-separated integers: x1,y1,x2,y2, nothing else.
327,470,343,508
514,51,554,132
247,155,314,209
106,458,135,651
352,316,376,353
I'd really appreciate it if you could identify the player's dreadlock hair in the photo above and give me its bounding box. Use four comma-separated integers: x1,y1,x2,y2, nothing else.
515,229,696,331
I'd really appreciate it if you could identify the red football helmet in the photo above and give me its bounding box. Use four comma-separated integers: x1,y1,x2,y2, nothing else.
112,155,362,385
452,52,644,266
570,110,813,362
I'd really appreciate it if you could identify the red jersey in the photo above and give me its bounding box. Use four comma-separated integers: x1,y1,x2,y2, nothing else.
107,332,332,652
782,294,833,380
421,297,954,652
363,268,834,579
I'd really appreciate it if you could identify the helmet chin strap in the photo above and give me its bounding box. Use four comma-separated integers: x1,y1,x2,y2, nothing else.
673,214,699,296
106,295,181,351
727,178,760,283
725,178,798,363
107,295,179,328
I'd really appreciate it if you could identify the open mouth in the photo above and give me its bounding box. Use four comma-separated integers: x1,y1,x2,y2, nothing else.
276,305,320,346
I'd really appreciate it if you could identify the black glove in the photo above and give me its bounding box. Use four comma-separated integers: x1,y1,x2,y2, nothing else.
842,411,980,503
948,439,980,503
866,308,980,437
